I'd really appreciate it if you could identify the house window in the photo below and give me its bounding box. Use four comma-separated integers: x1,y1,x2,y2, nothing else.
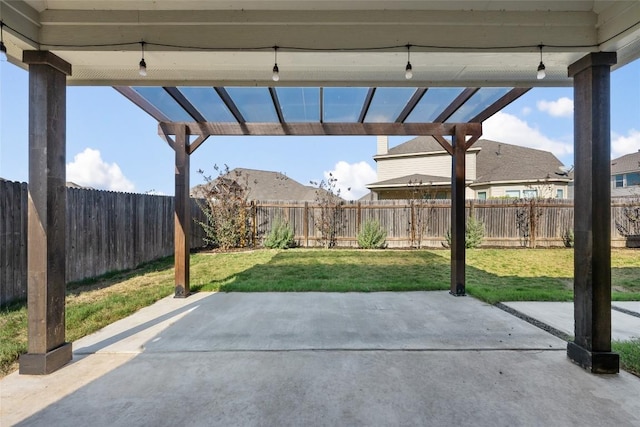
505,190,520,198
556,189,564,199
627,172,640,187
477,191,487,200
523,189,538,199
615,174,624,188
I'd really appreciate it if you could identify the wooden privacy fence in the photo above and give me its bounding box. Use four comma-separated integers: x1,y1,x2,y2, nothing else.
1,180,206,306
2,178,639,305
253,198,638,249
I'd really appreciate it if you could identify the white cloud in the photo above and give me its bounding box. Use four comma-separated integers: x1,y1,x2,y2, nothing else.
67,148,135,192
521,106,532,116
483,111,573,158
612,129,640,159
537,97,574,117
324,161,377,200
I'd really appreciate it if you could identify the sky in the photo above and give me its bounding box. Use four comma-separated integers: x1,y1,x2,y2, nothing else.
1,58,639,200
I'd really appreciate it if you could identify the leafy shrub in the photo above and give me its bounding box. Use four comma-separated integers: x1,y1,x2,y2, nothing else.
562,228,574,248
444,216,484,249
264,217,295,249
357,219,387,249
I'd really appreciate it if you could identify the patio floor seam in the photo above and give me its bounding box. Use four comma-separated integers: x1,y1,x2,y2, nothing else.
494,302,572,341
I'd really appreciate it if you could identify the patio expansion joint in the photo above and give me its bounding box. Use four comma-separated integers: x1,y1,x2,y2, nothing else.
138,348,567,354
495,302,573,342
612,305,640,319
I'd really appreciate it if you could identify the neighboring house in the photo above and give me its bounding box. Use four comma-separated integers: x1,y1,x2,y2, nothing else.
611,150,640,197
1,177,89,189
366,136,571,200
191,168,337,201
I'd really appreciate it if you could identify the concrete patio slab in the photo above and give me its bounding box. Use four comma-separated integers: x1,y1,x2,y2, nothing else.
2,292,639,426
502,301,640,341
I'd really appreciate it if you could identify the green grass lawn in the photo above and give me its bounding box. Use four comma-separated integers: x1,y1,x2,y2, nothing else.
1,248,639,377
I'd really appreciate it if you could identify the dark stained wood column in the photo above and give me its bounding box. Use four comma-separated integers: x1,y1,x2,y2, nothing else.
19,51,72,375
567,52,619,374
450,126,466,296
174,125,190,297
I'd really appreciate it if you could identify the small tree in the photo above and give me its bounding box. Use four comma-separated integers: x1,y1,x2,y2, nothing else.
406,179,439,248
615,196,640,237
194,165,255,250
310,173,347,249
357,219,387,249
515,181,553,248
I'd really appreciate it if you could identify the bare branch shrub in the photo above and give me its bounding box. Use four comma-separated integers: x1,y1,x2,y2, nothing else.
310,173,347,248
194,165,255,250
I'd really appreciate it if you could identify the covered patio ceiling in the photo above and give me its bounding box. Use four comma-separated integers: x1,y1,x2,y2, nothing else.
1,1,639,88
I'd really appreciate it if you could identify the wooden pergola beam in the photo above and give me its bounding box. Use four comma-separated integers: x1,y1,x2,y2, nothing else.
157,121,481,137
470,87,531,123
113,86,171,123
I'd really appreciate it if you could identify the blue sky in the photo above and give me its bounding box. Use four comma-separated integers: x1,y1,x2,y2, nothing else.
1,58,639,199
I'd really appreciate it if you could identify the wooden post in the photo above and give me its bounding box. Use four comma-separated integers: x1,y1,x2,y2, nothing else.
252,201,257,248
567,52,619,374
304,202,309,247
174,125,190,297
19,51,73,375
410,202,416,247
450,127,466,296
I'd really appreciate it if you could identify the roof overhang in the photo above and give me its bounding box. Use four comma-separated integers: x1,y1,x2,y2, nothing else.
367,174,472,189
469,178,573,187
2,1,639,87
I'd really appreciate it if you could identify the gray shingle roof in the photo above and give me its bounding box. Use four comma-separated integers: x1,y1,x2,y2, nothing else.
473,139,568,184
192,168,338,201
368,173,451,187
611,151,640,174
385,136,447,156
379,137,569,184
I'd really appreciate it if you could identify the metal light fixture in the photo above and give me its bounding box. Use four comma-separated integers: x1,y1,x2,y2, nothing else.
0,22,7,62
537,44,546,80
272,46,280,82
139,41,147,77
405,44,413,80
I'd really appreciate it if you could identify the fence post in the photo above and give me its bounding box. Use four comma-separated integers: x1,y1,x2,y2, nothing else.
304,202,309,247
410,201,416,247
252,201,257,248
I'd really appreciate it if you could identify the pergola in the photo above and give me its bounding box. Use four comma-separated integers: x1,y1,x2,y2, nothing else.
115,84,528,298
3,0,639,376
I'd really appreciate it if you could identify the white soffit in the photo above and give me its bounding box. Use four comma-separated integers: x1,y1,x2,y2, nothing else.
1,0,638,86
